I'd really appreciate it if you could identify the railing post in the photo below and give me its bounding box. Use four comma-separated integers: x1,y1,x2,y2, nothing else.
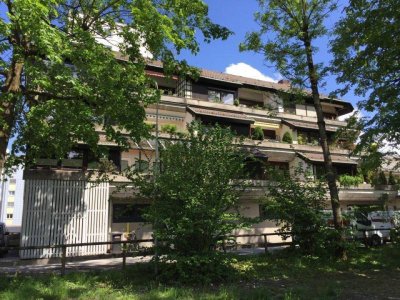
122,243,126,270
61,245,67,276
263,234,268,254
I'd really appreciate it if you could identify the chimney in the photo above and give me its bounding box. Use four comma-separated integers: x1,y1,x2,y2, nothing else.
278,79,291,85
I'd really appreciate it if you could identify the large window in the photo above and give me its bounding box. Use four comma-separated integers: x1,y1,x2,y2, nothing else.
208,89,234,105
112,203,150,223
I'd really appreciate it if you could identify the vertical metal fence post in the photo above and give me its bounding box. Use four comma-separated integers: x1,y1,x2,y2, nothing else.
122,244,126,270
263,234,268,254
61,245,67,276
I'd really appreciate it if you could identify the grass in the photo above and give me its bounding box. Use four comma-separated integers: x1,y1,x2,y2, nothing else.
0,244,399,299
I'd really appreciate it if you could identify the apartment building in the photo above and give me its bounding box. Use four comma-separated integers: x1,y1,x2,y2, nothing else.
20,60,400,258
0,167,24,232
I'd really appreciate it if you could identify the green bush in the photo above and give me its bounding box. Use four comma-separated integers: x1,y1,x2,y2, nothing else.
388,171,396,185
159,254,237,285
251,126,264,140
374,170,388,185
161,124,177,134
338,174,364,188
297,133,306,145
282,132,293,144
233,98,240,106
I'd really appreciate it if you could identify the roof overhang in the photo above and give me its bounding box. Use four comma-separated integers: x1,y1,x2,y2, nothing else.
282,120,338,132
297,152,358,165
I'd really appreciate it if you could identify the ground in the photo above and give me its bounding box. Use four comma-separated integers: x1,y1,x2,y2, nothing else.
0,245,399,299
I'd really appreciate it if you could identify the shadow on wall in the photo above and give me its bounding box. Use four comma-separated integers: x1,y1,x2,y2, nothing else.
20,180,109,259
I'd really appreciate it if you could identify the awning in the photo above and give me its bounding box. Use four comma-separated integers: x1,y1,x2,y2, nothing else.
251,121,280,129
187,106,255,124
297,152,358,165
283,120,338,132
145,70,178,80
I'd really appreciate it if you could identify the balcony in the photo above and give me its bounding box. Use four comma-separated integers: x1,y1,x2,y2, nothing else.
159,95,348,128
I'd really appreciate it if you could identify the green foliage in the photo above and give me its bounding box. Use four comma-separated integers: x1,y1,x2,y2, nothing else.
332,0,400,146
233,98,240,106
262,167,343,255
240,0,337,88
130,122,249,257
377,171,388,186
1,246,400,298
332,114,360,151
159,253,237,284
251,126,264,140
0,0,232,168
240,2,346,248
282,132,293,144
338,174,364,188
160,124,177,134
388,171,396,186
297,133,306,145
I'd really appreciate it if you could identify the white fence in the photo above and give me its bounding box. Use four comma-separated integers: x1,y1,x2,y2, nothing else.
20,180,109,259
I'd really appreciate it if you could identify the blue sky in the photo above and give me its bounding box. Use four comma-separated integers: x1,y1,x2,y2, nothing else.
178,0,361,113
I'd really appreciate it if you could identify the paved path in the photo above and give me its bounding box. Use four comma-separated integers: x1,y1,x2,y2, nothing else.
0,246,289,275
0,255,152,275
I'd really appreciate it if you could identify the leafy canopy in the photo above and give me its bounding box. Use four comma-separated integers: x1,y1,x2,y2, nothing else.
240,0,337,88
331,0,400,147
0,0,231,167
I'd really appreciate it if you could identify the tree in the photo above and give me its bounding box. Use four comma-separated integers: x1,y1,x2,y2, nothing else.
331,0,400,149
130,123,249,257
0,0,231,169
240,0,346,257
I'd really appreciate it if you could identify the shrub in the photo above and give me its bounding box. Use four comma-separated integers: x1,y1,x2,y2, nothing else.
251,126,264,140
376,171,388,185
297,133,305,145
388,171,396,185
161,124,177,134
159,253,237,285
262,167,335,255
338,174,364,188
234,98,240,106
282,132,293,144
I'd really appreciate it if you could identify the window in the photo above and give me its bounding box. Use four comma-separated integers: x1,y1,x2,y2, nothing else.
208,89,234,105
112,204,150,223
6,214,13,219
9,179,16,184
8,190,15,196
7,202,14,208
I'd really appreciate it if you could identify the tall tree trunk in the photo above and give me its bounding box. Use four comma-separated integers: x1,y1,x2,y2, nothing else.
0,59,24,169
302,29,346,259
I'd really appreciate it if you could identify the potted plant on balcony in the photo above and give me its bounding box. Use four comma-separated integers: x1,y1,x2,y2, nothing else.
282,132,293,144
251,126,264,141
233,98,240,106
338,174,364,188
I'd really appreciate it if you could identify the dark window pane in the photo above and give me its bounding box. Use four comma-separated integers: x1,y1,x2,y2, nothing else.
112,204,150,223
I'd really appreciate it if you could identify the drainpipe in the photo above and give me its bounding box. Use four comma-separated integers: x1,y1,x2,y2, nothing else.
154,82,160,276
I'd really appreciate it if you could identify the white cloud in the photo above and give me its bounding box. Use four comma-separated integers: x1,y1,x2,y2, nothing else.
338,110,363,122
224,62,278,83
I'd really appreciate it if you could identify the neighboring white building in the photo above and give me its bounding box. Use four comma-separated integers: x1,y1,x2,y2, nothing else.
0,166,25,232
